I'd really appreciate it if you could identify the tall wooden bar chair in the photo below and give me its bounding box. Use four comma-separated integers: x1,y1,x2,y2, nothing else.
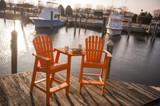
79,36,112,95
30,35,70,105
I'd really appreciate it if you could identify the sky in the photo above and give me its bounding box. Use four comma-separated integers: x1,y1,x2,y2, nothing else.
7,0,160,14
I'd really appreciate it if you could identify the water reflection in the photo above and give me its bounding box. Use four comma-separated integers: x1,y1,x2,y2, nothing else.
0,19,160,87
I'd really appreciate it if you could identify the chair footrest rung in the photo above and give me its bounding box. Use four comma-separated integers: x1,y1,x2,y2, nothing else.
81,80,104,85
53,78,63,84
50,82,69,93
34,76,52,84
83,73,101,76
34,78,46,84
35,84,46,93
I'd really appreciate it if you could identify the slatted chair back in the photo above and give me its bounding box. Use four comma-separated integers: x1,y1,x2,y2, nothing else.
33,35,54,65
85,36,105,62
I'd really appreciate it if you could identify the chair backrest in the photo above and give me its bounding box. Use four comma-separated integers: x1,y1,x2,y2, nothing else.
85,36,105,62
33,35,54,65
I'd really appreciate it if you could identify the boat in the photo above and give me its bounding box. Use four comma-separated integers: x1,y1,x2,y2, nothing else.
106,11,123,35
31,1,65,28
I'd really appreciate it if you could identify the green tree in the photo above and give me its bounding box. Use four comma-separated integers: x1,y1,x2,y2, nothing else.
0,0,6,10
147,12,152,18
132,14,137,23
58,5,64,16
66,5,73,16
136,12,152,25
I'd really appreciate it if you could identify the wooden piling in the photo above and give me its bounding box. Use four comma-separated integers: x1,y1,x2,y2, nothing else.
50,11,53,31
151,21,158,42
79,14,82,28
14,7,16,28
102,16,106,36
85,13,89,29
4,9,6,24
127,20,132,37
146,23,153,35
106,40,114,79
66,15,69,26
14,7,16,16
21,8,24,29
11,30,18,74
74,14,77,28
57,14,60,28
74,14,78,36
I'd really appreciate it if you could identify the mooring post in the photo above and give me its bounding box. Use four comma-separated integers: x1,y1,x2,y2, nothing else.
14,7,16,16
85,14,88,29
79,14,82,28
106,40,114,79
14,7,16,28
151,21,158,42
146,23,152,35
102,16,106,37
66,15,69,25
78,14,82,34
57,14,60,28
21,8,24,29
74,14,78,36
4,7,6,23
74,14,77,28
127,20,132,37
11,30,18,74
50,11,53,31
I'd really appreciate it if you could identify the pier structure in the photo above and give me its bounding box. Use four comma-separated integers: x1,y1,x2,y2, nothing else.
0,72,160,105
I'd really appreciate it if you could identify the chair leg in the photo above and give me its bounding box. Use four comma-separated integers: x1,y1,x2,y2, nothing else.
50,72,55,87
79,56,84,82
65,68,70,95
30,70,37,94
101,68,108,95
79,61,84,94
30,58,38,94
79,83,83,94
66,56,71,95
46,72,51,105
100,69,104,78
102,85,105,95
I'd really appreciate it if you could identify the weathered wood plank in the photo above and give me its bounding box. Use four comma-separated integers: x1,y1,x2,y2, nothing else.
18,72,41,106
0,74,29,106
0,79,14,106
0,72,160,106
23,72,48,106
106,80,146,105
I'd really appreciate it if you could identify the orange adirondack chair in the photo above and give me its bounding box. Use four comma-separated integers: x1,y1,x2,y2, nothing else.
79,36,112,95
30,35,70,105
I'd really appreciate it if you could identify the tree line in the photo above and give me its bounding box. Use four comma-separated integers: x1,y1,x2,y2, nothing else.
132,11,153,25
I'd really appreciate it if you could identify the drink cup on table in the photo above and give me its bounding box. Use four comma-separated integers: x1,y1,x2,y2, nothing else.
64,46,69,52
78,44,82,50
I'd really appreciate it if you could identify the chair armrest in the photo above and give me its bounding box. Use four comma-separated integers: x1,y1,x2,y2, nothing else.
53,49,55,52
32,53,51,62
103,50,112,58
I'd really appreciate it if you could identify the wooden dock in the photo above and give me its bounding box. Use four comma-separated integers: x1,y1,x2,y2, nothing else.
0,72,160,106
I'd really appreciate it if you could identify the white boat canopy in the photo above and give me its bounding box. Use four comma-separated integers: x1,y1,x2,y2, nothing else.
39,8,59,20
108,12,122,27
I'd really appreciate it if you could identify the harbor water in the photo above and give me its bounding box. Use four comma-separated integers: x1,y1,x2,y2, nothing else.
0,18,160,87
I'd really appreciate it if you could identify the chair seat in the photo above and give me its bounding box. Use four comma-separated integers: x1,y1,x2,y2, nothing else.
37,63,68,73
83,61,106,69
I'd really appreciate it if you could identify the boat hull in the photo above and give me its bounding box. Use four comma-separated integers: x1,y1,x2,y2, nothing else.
32,19,65,27
107,28,122,35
